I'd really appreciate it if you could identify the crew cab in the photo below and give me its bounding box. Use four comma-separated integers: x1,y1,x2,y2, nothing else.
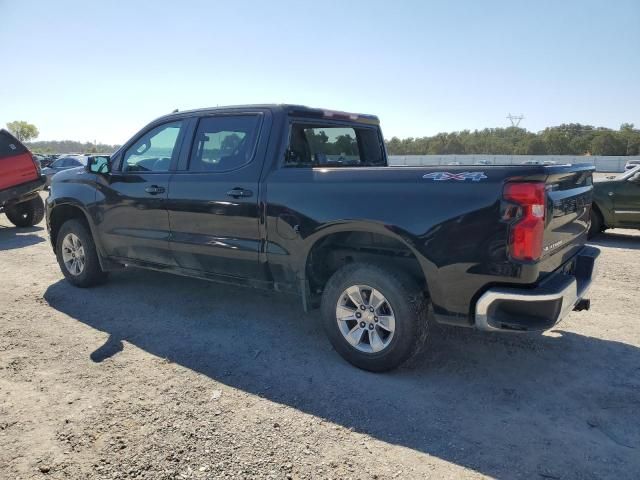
0,129,46,227
46,105,600,371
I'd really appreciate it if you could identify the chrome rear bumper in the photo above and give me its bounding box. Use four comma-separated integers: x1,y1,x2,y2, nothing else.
475,246,600,332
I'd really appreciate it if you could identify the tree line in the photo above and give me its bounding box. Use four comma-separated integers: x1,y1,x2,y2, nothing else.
4,120,120,154
385,123,640,156
27,140,121,155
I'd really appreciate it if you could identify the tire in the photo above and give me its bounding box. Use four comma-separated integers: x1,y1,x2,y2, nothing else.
320,263,429,372
5,196,45,227
55,219,108,287
588,208,603,239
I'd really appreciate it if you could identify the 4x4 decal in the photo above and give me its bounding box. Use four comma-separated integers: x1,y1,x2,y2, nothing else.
423,171,488,182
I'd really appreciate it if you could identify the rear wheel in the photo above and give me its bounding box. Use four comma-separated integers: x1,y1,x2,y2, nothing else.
588,208,604,239
55,219,108,287
320,263,429,372
4,196,45,227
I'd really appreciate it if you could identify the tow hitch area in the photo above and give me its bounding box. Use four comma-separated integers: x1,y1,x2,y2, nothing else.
573,298,591,312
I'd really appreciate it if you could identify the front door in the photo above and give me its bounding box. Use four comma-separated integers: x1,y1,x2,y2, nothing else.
96,120,185,266
167,113,268,279
613,175,640,227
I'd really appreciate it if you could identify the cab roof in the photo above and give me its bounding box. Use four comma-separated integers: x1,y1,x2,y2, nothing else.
156,104,380,126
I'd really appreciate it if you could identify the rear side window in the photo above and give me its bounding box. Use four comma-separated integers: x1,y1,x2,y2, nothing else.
285,124,384,167
188,115,261,172
0,131,27,157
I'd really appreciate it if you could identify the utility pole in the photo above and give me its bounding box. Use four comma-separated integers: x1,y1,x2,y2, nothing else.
506,113,524,127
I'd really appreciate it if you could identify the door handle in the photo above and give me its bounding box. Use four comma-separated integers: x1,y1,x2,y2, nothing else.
226,188,253,198
145,185,165,195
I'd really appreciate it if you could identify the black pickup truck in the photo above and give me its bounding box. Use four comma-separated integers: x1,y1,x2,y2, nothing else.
46,105,599,371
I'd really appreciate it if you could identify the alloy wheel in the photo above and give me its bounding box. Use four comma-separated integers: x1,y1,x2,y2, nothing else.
335,284,396,353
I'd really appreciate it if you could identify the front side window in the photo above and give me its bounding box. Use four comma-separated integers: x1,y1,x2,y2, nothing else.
188,115,261,172
124,121,183,172
285,124,384,167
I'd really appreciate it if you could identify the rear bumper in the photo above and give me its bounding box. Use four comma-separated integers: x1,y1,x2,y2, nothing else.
475,245,600,332
0,176,46,205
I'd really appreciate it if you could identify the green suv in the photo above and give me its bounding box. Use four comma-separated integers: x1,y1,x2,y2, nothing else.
590,166,640,237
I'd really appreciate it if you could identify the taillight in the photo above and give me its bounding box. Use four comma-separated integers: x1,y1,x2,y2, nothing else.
503,182,546,261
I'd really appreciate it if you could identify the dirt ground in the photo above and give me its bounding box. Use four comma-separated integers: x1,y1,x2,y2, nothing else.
1,201,639,480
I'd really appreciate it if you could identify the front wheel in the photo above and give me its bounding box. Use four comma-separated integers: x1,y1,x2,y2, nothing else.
55,219,108,287
320,263,429,372
4,196,45,227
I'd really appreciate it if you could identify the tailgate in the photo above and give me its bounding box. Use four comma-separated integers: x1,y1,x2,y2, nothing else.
540,165,594,271
0,129,38,191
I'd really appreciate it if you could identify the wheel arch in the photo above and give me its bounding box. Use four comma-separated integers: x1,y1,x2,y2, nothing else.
48,201,111,269
300,221,430,310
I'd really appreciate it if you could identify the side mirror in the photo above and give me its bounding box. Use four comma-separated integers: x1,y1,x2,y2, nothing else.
629,172,640,184
87,155,111,174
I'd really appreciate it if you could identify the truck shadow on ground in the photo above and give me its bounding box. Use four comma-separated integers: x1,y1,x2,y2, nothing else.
0,225,45,251
44,270,639,479
589,230,640,250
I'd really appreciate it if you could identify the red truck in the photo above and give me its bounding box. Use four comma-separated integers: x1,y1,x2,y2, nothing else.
0,129,46,227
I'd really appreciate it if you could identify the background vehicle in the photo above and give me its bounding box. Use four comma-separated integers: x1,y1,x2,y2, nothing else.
0,129,46,227
42,155,88,187
46,105,599,371
32,153,53,168
589,165,640,236
624,159,640,171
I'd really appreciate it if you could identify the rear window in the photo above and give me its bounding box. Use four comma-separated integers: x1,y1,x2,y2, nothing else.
285,123,384,167
0,131,27,157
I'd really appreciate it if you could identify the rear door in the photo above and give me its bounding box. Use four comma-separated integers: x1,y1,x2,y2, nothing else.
96,120,186,266
167,112,269,279
0,129,38,191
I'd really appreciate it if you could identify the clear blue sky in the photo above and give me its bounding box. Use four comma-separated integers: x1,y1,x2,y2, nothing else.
1,0,638,144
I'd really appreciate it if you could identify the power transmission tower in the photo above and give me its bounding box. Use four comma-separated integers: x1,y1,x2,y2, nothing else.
506,113,524,127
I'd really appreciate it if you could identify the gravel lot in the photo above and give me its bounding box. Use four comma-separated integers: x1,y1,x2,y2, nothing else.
1,200,639,480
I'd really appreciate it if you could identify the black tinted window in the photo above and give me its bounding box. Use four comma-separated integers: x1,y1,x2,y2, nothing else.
0,131,26,157
188,115,261,172
285,124,383,167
